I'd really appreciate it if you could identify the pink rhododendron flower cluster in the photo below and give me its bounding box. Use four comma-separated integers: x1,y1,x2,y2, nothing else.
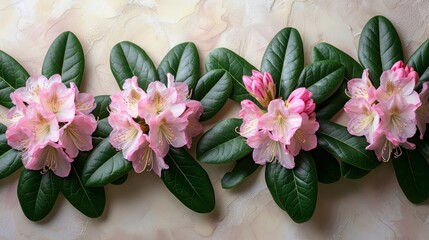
108,74,203,176
239,71,319,169
6,75,97,177
344,61,429,162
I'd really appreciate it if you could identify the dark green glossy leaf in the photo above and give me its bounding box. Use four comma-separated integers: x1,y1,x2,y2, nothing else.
221,153,259,189
110,41,158,90
407,39,429,89
313,43,364,119
61,159,105,218
340,161,370,179
93,118,112,138
265,152,318,223
0,50,29,108
197,118,251,164
316,120,379,170
92,95,111,120
17,170,60,221
158,42,199,90
0,123,22,179
313,42,364,80
310,147,341,184
315,81,348,120
162,147,215,213
392,149,429,203
358,16,403,87
193,69,233,121
111,173,128,185
82,138,132,187
297,60,344,105
261,27,304,98
205,48,258,103
42,31,84,88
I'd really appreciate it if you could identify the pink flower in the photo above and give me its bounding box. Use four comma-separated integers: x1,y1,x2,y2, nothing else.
376,68,420,105
38,82,76,122
258,99,302,144
59,113,97,158
366,129,415,162
167,73,189,102
71,83,96,114
19,104,59,146
23,142,73,177
347,69,377,103
416,82,429,139
6,124,31,151
288,113,319,156
108,113,145,159
110,76,146,118
7,94,26,124
247,130,295,169
148,110,188,158
243,70,276,107
138,81,185,120
287,87,315,114
378,95,418,146
181,100,204,148
107,74,202,176
238,100,264,138
391,60,419,84
344,98,381,143
6,75,97,177
127,135,168,176
13,75,62,104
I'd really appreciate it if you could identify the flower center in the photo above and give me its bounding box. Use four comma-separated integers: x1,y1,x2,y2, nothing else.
41,147,57,174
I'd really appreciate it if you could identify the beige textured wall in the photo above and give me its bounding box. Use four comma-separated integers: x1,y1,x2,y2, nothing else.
0,1,428,239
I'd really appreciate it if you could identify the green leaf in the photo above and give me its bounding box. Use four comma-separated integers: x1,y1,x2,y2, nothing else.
158,42,200,90
340,161,370,179
313,42,364,80
0,123,22,179
315,81,348,120
407,39,429,89
221,153,259,189
316,120,379,170
82,138,132,187
111,173,128,185
392,149,429,203
265,152,318,223
161,147,215,213
42,31,85,88
17,170,60,221
0,50,29,108
310,147,341,184
110,41,158,90
197,118,251,164
193,69,233,121
297,60,344,105
61,158,105,218
205,48,258,103
92,95,111,120
313,43,364,119
93,118,112,138
358,16,403,87
261,27,304,98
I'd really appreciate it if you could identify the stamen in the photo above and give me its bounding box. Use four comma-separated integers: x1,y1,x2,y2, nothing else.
381,139,393,162
394,146,402,158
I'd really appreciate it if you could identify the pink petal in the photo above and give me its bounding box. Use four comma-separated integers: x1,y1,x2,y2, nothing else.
39,82,76,122
60,113,97,158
